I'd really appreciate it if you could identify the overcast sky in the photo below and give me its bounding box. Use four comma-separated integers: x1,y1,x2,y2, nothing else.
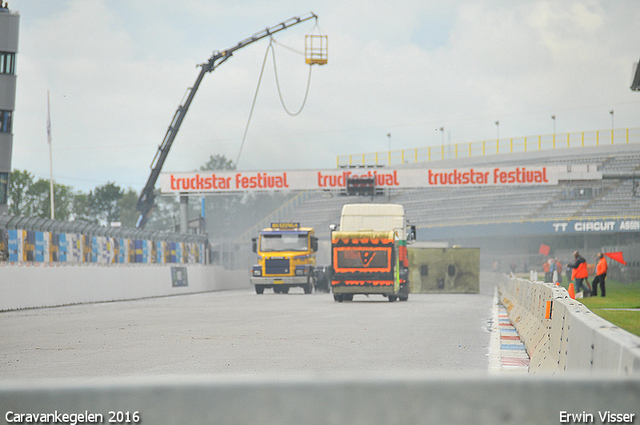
8,0,640,193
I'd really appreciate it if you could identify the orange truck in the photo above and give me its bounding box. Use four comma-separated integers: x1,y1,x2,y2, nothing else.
331,204,415,302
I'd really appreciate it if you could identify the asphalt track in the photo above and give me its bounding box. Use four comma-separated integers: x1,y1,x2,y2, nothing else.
0,274,496,379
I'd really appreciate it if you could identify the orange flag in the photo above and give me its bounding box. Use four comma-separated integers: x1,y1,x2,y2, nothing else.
604,252,626,265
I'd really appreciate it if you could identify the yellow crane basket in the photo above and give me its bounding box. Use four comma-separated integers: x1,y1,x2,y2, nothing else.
305,34,328,65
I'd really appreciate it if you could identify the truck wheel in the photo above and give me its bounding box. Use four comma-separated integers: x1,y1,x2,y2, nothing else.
255,286,264,294
281,286,289,294
303,283,313,294
399,294,409,302
388,295,397,302
343,294,353,301
333,294,342,302
273,286,281,294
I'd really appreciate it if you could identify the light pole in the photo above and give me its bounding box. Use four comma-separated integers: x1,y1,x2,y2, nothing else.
387,133,391,165
436,127,444,159
551,115,556,145
495,120,500,140
610,110,614,143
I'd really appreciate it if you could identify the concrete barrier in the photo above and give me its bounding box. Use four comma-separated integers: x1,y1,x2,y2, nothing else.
498,274,640,375
1,374,639,425
0,264,249,311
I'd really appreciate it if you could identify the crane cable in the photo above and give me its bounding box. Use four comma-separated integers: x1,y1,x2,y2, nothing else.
270,40,313,117
235,37,313,167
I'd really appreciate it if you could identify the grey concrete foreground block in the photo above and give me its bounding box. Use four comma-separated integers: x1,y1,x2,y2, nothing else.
1,374,639,425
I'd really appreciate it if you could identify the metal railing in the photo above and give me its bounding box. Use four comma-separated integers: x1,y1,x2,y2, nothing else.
337,127,640,167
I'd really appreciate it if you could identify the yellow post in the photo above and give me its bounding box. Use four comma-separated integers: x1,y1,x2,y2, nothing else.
567,133,570,148
596,130,599,146
538,135,541,150
611,129,614,145
401,150,405,164
428,146,431,162
627,128,629,144
482,141,486,156
469,142,472,157
415,148,418,163
510,138,513,153
524,136,527,151
375,152,378,165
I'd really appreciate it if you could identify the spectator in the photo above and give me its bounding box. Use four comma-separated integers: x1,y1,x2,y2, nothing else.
543,258,550,282
592,253,608,297
567,251,590,297
555,259,563,284
564,261,573,286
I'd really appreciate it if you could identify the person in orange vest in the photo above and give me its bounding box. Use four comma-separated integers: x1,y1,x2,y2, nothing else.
543,259,550,282
567,251,590,296
592,253,608,297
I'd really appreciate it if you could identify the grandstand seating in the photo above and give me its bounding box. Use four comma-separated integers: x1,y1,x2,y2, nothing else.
257,143,640,240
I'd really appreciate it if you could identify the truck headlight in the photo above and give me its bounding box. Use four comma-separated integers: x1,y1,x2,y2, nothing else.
295,265,307,276
252,267,262,277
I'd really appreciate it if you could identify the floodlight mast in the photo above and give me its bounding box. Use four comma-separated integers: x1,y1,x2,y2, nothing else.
135,12,318,229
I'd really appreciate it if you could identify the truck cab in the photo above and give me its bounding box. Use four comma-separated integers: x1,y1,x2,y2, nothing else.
251,223,318,294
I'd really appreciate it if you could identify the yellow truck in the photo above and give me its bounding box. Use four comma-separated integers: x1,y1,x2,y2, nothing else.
251,223,318,294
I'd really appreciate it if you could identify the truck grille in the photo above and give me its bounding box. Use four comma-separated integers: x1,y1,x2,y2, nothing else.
265,258,290,275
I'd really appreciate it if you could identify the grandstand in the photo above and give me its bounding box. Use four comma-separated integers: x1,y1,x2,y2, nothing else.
256,143,639,234
244,141,640,277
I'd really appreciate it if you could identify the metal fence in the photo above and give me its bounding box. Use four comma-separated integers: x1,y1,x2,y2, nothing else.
0,214,209,265
337,127,640,167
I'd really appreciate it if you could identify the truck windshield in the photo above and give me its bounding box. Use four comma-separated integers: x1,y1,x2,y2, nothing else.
260,233,309,252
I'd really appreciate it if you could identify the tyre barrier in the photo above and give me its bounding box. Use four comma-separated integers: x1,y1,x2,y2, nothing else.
497,274,640,375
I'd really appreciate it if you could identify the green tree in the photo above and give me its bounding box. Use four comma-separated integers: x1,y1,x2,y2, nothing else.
73,192,97,224
8,170,74,219
117,188,140,228
8,170,34,215
199,154,236,171
92,182,124,225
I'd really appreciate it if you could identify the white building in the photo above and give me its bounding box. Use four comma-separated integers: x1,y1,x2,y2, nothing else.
0,5,19,214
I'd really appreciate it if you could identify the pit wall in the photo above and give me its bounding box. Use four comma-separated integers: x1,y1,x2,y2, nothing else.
0,264,249,311
497,274,640,375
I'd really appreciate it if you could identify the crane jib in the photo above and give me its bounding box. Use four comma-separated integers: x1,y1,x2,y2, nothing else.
135,13,318,228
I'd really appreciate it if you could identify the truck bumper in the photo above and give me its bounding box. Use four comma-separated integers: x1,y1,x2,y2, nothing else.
331,285,395,295
251,276,309,286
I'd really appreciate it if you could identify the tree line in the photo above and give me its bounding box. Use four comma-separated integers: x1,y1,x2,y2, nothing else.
6,154,235,231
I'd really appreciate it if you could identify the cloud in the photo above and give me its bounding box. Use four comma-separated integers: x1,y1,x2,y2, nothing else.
9,0,640,193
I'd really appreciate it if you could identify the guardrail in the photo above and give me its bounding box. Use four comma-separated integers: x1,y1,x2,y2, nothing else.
1,374,638,425
497,274,640,375
337,127,640,167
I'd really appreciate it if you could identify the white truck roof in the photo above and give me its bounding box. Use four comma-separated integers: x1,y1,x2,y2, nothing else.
339,204,406,237
340,204,405,217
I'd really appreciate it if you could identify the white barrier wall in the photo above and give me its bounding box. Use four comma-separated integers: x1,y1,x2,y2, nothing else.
0,265,249,311
1,375,639,425
497,274,640,375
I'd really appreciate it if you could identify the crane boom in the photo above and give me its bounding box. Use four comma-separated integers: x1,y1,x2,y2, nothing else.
136,12,318,228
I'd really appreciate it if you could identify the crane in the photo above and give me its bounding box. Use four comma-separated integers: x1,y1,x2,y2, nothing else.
136,12,319,228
